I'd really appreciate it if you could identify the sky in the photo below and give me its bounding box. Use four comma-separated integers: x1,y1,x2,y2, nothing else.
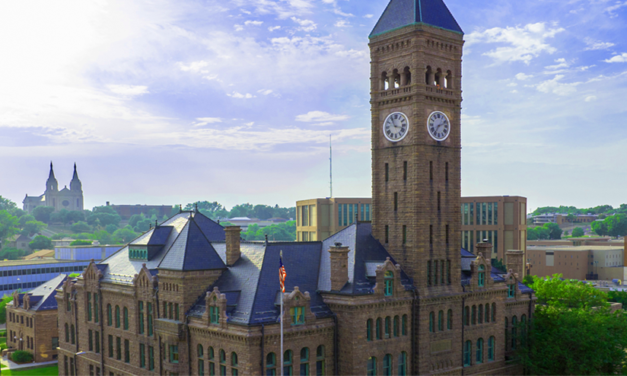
0,0,626,213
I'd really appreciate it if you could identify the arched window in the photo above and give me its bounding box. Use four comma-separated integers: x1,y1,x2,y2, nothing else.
284,350,293,376
300,348,309,376
464,306,470,326
384,271,394,296
316,346,325,376
123,307,129,330
71,324,75,344
398,352,407,376
266,352,276,376
115,305,120,328
435,68,443,87
505,317,509,351
492,303,496,321
231,352,238,376
208,347,215,375
381,71,389,91
403,67,412,86
485,303,490,323
383,354,392,376
367,357,377,376
107,304,112,326
476,338,484,364
198,345,204,376
425,66,433,86
402,315,408,336
447,309,453,330
438,311,444,331
463,340,471,367
65,323,69,342
385,317,391,338
488,337,495,361
392,69,400,89
169,302,173,319
367,319,373,341
512,316,518,350
429,312,435,333
472,305,476,325
478,304,483,324
376,318,382,340
220,349,226,376
446,70,453,89
478,265,485,287
508,283,515,298
393,316,400,337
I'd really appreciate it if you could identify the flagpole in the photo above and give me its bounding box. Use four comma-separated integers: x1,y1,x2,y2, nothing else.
280,250,284,376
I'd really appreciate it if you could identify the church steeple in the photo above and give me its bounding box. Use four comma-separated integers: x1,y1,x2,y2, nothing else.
70,163,82,192
46,162,58,192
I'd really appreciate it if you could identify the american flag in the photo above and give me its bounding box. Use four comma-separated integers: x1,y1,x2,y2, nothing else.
279,251,286,293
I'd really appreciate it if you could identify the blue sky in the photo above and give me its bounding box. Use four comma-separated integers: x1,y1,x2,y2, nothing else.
0,0,626,212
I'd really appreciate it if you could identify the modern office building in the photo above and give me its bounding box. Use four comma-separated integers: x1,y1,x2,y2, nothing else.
4,274,68,363
295,198,372,241
0,259,89,297
54,245,121,261
527,245,626,281
461,196,528,263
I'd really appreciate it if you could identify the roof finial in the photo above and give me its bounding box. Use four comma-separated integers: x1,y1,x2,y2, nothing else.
265,234,269,246
179,204,182,213
155,219,158,228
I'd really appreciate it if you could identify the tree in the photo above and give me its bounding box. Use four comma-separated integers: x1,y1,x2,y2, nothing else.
67,210,85,223
566,213,576,223
70,240,92,246
105,224,118,234
29,235,53,250
572,227,584,237
605,214,627,238
0,247,24,260
543,222,563,239
71,221,91,233
129,214,144,228
253,205,275,220
18,215,35,227
87,212,121,227
49,209,70,224
0,196,17,212
32,206,55,223
229,203,254,218
518,275,627,375
0,210,20,247
134,218,152,233
113,227,138,243
21,220,47,236
0,294,13,324
592,220,608,236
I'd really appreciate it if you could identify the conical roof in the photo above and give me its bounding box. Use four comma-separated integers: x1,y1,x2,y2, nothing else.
370,0,463,38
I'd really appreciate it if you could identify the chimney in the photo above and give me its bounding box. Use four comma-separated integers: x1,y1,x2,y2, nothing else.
476,241,493,259
506,250,524,278
225,227,242,266
329,242,350,291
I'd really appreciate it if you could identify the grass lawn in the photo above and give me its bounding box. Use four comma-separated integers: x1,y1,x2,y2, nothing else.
0,364,58,376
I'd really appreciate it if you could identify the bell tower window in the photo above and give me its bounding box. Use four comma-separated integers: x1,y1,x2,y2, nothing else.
381,72,389,91
403,67,411,86
425,66,433,85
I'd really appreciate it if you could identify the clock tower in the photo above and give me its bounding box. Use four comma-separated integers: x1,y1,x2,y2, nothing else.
370,0,464,295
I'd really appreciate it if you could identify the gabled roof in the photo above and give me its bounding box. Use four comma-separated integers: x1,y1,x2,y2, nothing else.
9,274,67,311
370,0,463,38
159,218,225,271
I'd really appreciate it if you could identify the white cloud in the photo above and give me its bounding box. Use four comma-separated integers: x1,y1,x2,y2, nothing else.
605,53,627,63
536,75,581,96
291,17,317,32
466,23,564,64
234,24,244,31
227,92,256,99
230,0,315,19
106,84,149,97
584,38,615,51
257,89,273,95
515,73,533,81
507,82,518,87
244,20,263,26
334,20,350,28
193,117,222,127
364,14,374,18
333,8,354,17
268,26,281,32
177,61,209,73
545,58,569,71
585,96,597,102
605,1,627,17
296,111,350,123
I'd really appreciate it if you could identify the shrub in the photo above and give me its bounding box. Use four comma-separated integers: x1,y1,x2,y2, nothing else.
70,240,92,246
572,227,585,237
12,350,34,363
69,273,80,278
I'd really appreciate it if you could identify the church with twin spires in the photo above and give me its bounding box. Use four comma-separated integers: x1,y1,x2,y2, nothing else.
43,0,536,375
23,162,84,214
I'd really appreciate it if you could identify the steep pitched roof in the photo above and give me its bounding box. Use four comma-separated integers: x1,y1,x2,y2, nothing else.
9,274,67,311
370,0,463,38
159,218,226,271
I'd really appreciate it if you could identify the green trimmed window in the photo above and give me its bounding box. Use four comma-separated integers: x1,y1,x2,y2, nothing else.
231,352,238,376
123,307,129,330
107,304,112,326
147,302,153,336
209,347,215,376
398,352,407,376
210,306,220,324
316,346,325,376
476,338,483,364
384,271,393,296
94,293,99,323
367,319,373,341
508,284,515,298
139,301,144,334
385,316,391,338
170,345,179,363
438,311,443,331
291,306,305,325
488,337,495,361
376,318,382,340
115,306,120,328
478,265,485,287
383,354,392,376
266,352,276,376
220,349,227,376
149,346,155,370
367,357,376,376
463,340,471,367
429,312,434,333
140,344,146,368
393,316,399,337
300,348,309,376
87,292,92,321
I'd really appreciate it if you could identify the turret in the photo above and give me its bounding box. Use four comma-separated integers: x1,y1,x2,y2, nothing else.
45,161,58,192
70,163,82,191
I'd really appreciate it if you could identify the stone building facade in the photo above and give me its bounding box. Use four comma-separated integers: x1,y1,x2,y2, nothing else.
4,274,66,363
56,1,535,376
23,162,84,213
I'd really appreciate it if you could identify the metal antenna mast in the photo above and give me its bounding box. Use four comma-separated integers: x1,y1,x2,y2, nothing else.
330,135,333,198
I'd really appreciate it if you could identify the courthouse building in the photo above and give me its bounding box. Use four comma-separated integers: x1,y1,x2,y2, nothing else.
57,1,535,375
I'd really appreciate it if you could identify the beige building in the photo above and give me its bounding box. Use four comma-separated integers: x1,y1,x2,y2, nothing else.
296,198,372,241
461,196,527,263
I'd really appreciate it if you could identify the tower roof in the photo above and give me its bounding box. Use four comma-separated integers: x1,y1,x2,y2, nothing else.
370,0,463,38
47,162,57,181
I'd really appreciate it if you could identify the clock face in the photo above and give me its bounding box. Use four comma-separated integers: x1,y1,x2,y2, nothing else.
427,111,451,141
383,112,409,142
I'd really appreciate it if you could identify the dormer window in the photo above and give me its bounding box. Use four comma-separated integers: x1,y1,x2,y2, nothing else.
508,284,515,298
478,265,485,287
129,248,148,261
291,306,305,325
210,297,220,324
384,271,394,296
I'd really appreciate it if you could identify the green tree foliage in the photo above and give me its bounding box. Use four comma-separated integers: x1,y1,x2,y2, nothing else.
128,214,143,228
522,275,536,286
105,224,118,234
241,221,296,241
69,273,81,278
0,295,13,324
29,235,53,250
18,215,36,227
608,290,627,308
253,205,275,220
571,227,584,237
532,205,617,216
32,206,55,223
12,350,34,363
0,247,25,260
0,196,17,212
592,214,627,238
87,212,121,227
0,210,20,246
51,233,71,240
113,227,138,243
70,240,92,246
134,218,152,233
527,223,561,240
229,203,254,218
519,275,627,375
71,221,92,233
543,222,563,239
21,220,47,236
